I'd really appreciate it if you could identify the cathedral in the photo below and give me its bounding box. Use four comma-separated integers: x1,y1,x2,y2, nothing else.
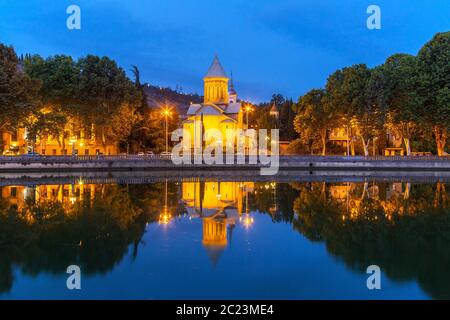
182,56,244,152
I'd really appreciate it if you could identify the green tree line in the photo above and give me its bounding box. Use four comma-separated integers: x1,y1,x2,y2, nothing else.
0,44,178,154
292,31,449,156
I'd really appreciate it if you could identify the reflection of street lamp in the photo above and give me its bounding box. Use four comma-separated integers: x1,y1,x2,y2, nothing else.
161,106,172,153
159,179,172,225
240,214,254,229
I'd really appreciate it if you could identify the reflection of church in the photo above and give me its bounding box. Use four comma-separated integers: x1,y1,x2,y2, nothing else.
182,181,253,265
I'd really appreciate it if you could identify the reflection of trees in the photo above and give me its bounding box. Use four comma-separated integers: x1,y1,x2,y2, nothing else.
249,183,298,222
0,183,184,294
128,182,186,222
292,182,450,299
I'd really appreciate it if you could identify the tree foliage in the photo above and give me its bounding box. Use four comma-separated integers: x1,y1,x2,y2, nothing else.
294,89,333,155
0,44,40,136
417,31,450,155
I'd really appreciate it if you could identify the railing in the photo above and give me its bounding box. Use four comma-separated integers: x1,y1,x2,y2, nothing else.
1,154,450,163
0,154,173,162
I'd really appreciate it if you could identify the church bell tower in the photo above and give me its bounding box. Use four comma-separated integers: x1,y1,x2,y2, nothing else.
203,55,229,105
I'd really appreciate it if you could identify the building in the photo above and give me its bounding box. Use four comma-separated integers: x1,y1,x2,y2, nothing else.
1,128,27,155
1,119,118,156
33,120,118,156
269,103,279,118
182,56,245,153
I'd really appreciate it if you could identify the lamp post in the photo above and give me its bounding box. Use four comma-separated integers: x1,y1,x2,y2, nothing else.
244,104,253,129
161,106,172,153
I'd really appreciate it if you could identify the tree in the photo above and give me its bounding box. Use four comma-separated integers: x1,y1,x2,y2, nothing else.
326,64,384,156
0,44,40,151
110,104,142,154
253,104,278,131
357,65,386,156
130,65,149,113
24,109,68,150
325,68,356,155
76,55,141,146
279,98,297,141
417,31,450,156
24,54,79,148
270,93,285,106
381,54,421,155
294,89,334,155
24,54,79,109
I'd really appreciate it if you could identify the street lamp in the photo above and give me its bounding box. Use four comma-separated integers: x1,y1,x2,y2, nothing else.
161,106,172,153
244,104,253,129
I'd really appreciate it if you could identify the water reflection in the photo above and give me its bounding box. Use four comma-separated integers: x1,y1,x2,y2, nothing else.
182,181,254,264
1,180,450,298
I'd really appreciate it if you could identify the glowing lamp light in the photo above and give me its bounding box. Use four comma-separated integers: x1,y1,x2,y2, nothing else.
159,213,172,225
159,206,172,225
161,107,172,117
240,214,254,229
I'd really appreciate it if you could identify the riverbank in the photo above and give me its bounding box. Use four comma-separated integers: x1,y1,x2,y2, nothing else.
2,168,450,187
1,155,450,173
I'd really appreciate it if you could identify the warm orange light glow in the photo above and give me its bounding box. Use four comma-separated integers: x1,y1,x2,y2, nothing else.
244,104,253,112
161,106,172,117
159,213,172,225
240,214,254,228
159,206,172,225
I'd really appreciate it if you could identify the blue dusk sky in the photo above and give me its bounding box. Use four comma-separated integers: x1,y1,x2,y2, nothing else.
0,0,449,102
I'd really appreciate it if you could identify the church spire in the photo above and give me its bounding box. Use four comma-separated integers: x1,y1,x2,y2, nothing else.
204,55,228,78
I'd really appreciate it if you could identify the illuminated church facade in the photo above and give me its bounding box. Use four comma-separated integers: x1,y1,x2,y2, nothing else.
182,56,245,152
